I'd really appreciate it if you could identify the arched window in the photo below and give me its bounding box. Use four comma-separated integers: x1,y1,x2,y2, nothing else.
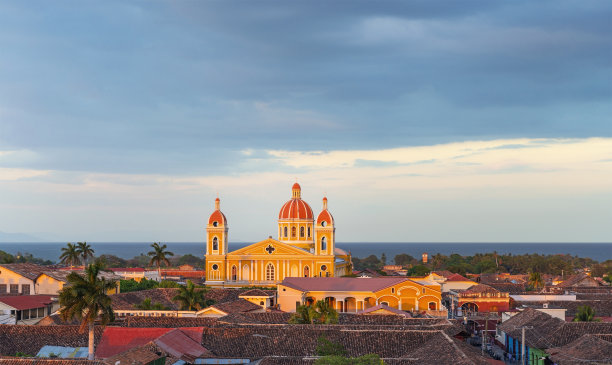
212,221,218,227
231,266,237,281
303,266,310,277
291,226,296,237
321,236,327,251
321,221,327,227
300,226,305,237
266,263,275,281
212,237,218,251
308,226,311,237
428,302,437,310
284,227,288,237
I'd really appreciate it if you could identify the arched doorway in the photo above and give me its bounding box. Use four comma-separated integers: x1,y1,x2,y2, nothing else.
303,266,310,277
290,265,298,277
242,265,250,281
461,302,478,315
231,266,237,281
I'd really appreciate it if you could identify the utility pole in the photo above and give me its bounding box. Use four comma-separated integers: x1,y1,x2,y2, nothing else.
481,312,489,355
520,326,533,365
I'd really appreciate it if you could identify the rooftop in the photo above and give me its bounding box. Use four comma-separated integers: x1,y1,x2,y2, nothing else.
281,277,419,292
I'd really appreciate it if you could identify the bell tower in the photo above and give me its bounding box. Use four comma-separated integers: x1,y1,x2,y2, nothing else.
315,196,335,256
205,197,228,282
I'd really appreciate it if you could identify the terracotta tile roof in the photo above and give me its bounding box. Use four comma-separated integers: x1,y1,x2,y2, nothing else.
445,273,471,282
153,329,210,362
558,273,603,287
200,326,488,364
110,288,180,310
120,317,219,328
0,325,103,357
0,263,46,280
515,299,612,317
486,282,526,294
95,327,203,359
281,277,413,292
102,345,161,365
357,304,412,317
548,334,612,365
0,295,55,310
498,308,612,349
211,299,262,314
0,359,104,364
460,284,503,296
107,268,145,273
239,289,272,297
432,271,455,279
36,314,81,326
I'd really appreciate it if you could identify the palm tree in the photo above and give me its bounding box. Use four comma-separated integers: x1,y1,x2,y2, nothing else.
147,242,174,279
573,305,597,322
172,280,213,311
76,242,95,266
528,272,545,290
58,263,117,360
59,243,80,269
289,300,339,324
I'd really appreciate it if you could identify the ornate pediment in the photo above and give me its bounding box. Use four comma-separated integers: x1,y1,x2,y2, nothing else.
228,238,313,257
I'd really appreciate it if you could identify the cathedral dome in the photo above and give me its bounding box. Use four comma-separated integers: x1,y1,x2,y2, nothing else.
278,183,313,220
208,197,227,226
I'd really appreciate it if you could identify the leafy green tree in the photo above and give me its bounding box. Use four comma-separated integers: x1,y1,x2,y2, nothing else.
528,272,545,290
315,299,339,324
316,336,347,357
76,242,95,266
97,254,128,268
289,303,319,324
177,254,205,267
59,243,80,269
148,242,174,278
58,263,117,360
475,260,496,274
573,305,598,322
136,298,170,310
407,265,430,277
394,253,415,266
120,278,159,293
380,253,387,266
172,280,213,311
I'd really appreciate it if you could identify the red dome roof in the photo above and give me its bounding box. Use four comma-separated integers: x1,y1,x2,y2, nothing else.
292,182,301,190
208,210,227,225
317,209,334,225
279,199,313,220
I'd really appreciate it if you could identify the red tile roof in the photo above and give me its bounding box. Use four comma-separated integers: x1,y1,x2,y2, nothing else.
153,328,210,362
357,304,412,317
0,295,55,310
108,268,145,272
446,273,471,282
281,277,412,292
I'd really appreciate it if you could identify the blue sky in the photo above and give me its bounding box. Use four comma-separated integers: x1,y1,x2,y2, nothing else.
0,1,610,242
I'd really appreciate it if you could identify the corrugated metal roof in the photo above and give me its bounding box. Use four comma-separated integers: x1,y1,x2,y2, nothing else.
36,345,88,358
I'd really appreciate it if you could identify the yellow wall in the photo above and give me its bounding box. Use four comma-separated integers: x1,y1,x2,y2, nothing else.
277,280,442,313
0,268,35,294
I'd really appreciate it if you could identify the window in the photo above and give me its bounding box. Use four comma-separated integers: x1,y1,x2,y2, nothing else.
428,302,437,310
391,288,395,293
291,226,296,238
23,310,30,320
300,227,305,237
10,284,18,294
212,237,218,251
320,265,327,271
266,263,275,281
321,237,327,251
303,266,310,277
212,221,218,227
260,301,264,305
212,264,219,271
231,266,237,281
308,226,311,237
321,221,327,227
284,227,288,237
0,284,6,294
423,288,426,294
22,284,30,295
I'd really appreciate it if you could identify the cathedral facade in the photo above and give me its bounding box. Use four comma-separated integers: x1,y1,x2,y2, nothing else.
204,183,352,287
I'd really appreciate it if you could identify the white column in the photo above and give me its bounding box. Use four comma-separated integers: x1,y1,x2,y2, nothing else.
276,260,280,282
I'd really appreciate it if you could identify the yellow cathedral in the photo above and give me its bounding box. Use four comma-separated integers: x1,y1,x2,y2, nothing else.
205,183,352,287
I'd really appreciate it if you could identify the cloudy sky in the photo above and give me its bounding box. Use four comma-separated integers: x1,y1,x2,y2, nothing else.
0,1,610,242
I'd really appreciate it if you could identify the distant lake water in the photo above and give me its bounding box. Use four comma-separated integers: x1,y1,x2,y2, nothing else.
0,242,610,263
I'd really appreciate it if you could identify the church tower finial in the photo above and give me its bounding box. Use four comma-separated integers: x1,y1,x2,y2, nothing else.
292,182,301,199
215,196,220,210
322,196,328,210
